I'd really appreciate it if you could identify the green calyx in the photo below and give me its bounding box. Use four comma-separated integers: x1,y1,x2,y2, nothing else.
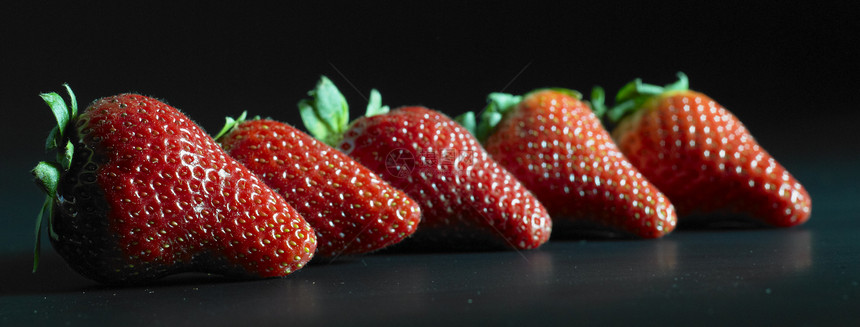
214,111,250,141
457,88,583,143
298,75,387,147
365,88,390,118
453,111,477,137
33,84,79,272
606,72,689,123
475,92,523,142
589,86,607,119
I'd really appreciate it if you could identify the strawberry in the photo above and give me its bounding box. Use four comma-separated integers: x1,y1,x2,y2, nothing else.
298,77,552,250
32,85,316,284
604,73,811,227
215,113,421,258
457,88,677,238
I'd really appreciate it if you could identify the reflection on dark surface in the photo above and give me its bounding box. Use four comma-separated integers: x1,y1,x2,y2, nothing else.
782,229,813,272
1,219,850,326
2,227,813,294
675,213,771,230
1,251,94,295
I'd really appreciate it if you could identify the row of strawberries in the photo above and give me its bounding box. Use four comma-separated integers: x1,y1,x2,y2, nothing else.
32,73,811,284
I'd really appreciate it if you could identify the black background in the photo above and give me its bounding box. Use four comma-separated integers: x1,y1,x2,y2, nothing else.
4,1,858,157
6,1,855,246
1,1,858,325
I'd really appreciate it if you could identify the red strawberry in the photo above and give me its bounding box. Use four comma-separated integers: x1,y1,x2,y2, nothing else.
215,113,421,258
605,73,811,227
32,85,316,284
458,88,676,238
298,77,552,250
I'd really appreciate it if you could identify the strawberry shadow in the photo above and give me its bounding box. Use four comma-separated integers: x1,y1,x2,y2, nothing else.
307,255,367,266
549,220,639,242
0,250,265,295
81,273,243,292
550,214,772,240
376,237,519,255
549,229,639,242
675,214,770,231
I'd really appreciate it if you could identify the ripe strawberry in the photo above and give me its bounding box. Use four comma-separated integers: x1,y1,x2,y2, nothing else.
458,88,677,238
298,77,552,250
32,85,316,284
215,113,421,258
605,73,811,227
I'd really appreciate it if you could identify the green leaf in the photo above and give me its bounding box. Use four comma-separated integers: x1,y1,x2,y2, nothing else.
479,111,503,142
314,76,349,133
636,81,665,95
589,86,607,119
365,89,389,117
454,111,477,136
40,92,70,139
545,88,582,100
33,84,78,273
33,161,61,196
32,161,61,273
664,72,689,91
45,127,59,151
607,73,693,124
298,99,332,144
33,196,52,273
475,92,522,142
61,141,74,170
485,93,523,114
298,76,351,146
214,111,248,141
615,79,641,104
63,83,77,118
607,99,637,123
